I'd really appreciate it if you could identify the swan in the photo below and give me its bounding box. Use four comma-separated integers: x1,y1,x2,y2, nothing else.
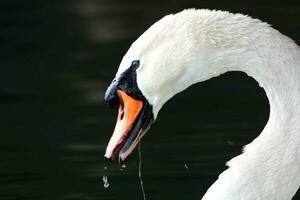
103,9,300,199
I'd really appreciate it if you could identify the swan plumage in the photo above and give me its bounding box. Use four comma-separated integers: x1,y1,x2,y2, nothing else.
106,9,300,199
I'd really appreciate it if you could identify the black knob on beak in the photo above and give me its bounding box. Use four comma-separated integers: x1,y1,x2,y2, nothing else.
104,79,119,109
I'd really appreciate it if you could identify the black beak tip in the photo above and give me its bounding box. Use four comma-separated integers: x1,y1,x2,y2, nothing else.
104,155,115,162
118,156,127,165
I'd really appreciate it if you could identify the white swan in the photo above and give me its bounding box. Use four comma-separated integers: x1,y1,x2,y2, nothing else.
104,9,300,199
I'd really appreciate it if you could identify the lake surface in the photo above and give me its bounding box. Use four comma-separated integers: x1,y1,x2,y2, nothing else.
1,0,300,199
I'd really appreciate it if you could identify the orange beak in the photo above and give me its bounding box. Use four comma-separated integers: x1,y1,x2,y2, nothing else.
104,90,144,161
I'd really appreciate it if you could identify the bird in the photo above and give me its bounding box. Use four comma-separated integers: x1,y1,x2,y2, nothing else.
103,9,300,200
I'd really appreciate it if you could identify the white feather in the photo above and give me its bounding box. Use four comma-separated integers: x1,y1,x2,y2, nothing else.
115,9,300,200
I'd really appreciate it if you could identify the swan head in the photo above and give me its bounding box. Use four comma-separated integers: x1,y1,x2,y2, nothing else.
104,9,260,161
104,10,210,162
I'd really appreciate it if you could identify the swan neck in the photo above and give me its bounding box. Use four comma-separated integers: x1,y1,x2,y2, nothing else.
201,33,300,200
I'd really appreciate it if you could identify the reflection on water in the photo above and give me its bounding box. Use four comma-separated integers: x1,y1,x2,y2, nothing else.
1,0,300,199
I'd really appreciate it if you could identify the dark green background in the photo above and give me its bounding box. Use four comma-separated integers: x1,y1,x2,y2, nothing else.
1,0,299,199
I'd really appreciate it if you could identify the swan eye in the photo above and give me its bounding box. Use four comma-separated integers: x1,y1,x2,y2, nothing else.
131,60,140,69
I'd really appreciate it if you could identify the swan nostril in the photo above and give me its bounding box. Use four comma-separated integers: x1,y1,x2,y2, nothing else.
120,110,124,120
120,102,125,120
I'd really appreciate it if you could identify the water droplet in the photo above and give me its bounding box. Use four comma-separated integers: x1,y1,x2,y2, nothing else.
104,166,108,171
184,164,189,170
227,140,233,145
120,163,126,171
102,175,109,189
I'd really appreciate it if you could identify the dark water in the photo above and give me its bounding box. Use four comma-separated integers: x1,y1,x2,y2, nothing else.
1,0,300,199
